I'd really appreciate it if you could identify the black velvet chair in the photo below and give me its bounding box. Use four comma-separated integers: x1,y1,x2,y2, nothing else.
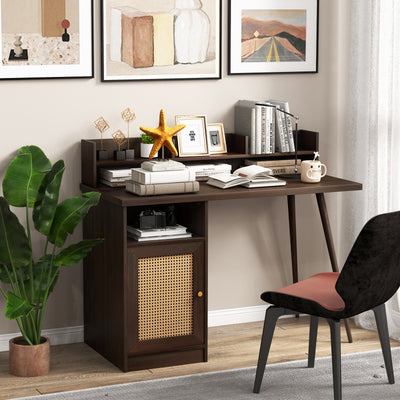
253,211,400,400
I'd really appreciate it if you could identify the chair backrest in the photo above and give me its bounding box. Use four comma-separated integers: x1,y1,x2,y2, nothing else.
335,211,400,318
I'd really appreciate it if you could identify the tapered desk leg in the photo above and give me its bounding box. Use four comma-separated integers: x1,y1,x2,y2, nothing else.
287,195,299,284
316,193,353,343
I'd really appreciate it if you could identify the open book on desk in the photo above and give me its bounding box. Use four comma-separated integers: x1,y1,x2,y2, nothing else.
206,165,287,189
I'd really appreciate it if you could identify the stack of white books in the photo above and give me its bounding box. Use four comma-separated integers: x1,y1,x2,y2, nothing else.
99,168,131,187
125,162,200,196
127,224,192,241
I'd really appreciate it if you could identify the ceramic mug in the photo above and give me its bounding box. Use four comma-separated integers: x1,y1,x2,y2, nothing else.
301,160,327,183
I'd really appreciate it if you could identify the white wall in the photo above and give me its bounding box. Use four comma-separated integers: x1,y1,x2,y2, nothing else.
0,0,349,334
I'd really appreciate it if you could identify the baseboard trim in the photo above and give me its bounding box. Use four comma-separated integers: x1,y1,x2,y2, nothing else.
208,305,268,327
0,325,84,352
0,306,275,351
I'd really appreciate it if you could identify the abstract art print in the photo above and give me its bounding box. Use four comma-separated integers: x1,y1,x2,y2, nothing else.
0,0,93,80
101,0,221,81
229,0,318,74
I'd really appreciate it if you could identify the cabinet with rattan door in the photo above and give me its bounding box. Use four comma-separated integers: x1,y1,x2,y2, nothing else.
82,197,207,372
126,239,206,371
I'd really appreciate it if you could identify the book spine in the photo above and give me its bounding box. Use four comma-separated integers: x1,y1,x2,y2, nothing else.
286,115,295,152
255,105,262,154
126,181,200,196
250,107,255,154
275,110,287,153
99,169,131,179
245,159,301,167
269,165,301,175
131,168,196,184
260,106,267,154
152,13,174,66
281,112,290,152
269,107,275,153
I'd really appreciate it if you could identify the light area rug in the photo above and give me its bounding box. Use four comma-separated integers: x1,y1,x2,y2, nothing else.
15,348,400,400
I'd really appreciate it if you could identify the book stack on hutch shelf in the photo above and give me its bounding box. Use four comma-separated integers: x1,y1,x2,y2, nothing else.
125,159,200,196
98,167,131,187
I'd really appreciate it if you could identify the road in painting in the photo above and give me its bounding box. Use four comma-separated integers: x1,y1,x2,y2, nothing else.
241,9,306,63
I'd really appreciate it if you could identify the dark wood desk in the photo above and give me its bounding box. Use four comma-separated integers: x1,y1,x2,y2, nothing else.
81,175,361,372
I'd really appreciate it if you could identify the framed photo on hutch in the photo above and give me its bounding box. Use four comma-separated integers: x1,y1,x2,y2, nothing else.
175,115,209,157
101,0,222,82
228,0,319,75
0,0,93,80
207,123,227,154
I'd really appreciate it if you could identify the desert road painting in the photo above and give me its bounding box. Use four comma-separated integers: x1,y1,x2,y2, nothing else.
241,10,306,63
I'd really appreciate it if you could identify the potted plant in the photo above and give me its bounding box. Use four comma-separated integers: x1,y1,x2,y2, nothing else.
0,146,102,377
140,133,157,158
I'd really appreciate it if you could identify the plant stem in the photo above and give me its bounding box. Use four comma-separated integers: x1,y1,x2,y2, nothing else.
25,205,34,304
37,245,57,344
17,318,33,345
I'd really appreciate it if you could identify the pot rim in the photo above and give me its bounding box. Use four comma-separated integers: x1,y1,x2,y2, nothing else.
9,336,50,347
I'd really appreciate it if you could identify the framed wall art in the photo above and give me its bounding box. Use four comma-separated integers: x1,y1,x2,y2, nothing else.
228,0,319,75
175,115,209,157
207,123,227,154
0,0,93,80
101,0,221,82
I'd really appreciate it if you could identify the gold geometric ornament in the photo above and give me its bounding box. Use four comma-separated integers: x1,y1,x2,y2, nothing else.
121,108,136,150
112,130,127,152
93,117,110,151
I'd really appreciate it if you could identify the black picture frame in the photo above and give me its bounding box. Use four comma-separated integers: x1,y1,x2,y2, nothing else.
101,0,222,82
0,0,93,80
228,0,319,75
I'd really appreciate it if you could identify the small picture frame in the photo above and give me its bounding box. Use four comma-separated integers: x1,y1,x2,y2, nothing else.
207,123,227,154
175,115,209,157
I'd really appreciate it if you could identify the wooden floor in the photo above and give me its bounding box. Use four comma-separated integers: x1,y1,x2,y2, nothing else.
0,317,398,399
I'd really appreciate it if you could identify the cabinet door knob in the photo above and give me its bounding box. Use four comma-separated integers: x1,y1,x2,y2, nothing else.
197,291,204,298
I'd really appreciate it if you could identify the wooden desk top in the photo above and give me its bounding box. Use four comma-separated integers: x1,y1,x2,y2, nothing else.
81,176,362,207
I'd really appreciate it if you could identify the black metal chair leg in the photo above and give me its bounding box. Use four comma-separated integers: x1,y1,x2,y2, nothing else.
308,315,318,368
327,319,342,400
253,307,287,394
373,304,395,384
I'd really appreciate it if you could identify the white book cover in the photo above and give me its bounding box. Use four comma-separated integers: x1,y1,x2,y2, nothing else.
131,167,196,184
99,168,132,178
187,163,232,176
129,232,193,242
127,224,187,237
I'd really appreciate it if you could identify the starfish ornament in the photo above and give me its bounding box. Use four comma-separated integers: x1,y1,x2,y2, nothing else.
140,110,185,159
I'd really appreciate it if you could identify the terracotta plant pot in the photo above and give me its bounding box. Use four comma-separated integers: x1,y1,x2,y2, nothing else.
9,336,50,377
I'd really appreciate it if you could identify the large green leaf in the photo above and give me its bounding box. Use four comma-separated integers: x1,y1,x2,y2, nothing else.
33,160,65,235
48,192,101,248
3,146,52,208
5,291,34,320
23,258,57,304
53,239,103,267
0,263,12,284
0,197,31,268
